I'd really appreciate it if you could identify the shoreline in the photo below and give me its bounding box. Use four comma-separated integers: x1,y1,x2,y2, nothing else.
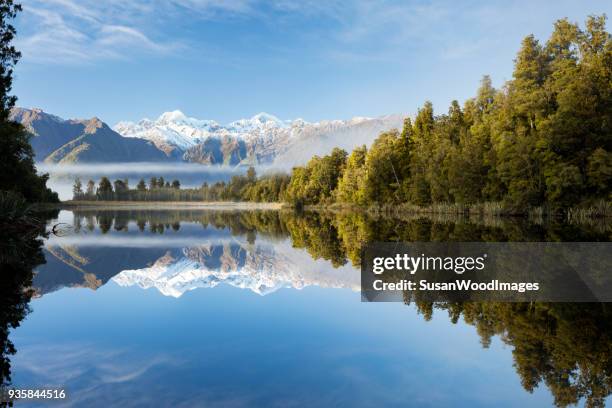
303,201,612,220
59,201,286,211
51,200,611,221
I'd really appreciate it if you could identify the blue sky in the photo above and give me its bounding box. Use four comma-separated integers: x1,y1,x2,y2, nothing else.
13,0,612,125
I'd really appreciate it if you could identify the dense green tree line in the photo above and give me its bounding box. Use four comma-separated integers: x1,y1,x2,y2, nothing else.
72,168,290,203
286,16,611,212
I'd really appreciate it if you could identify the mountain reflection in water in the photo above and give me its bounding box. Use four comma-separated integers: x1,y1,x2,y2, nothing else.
1,208,611,407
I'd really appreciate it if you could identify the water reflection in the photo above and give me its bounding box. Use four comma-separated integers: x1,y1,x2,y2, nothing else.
5,208,612,407
37,210,361,297
0,208,57,407
416,302,612,408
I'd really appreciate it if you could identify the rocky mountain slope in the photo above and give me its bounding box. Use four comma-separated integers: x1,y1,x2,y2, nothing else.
34,240,359,297
12,107,404,166
115,110,404,166
113,241,359,297
10,108,170,163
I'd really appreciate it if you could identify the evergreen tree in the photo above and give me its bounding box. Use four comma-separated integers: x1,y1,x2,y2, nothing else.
0,1,56,203
408,101,435,205
361,130,405,203
72,177,83,200
285,166,312,206
494,35,549,207
397,117,414,200
97,177,113,200
113,179,128,199
336,146,367,204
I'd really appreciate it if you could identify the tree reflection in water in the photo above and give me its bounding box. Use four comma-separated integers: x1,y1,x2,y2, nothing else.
69,209,610,268
11,208,612,407
410,302,612,408
0,208,57,408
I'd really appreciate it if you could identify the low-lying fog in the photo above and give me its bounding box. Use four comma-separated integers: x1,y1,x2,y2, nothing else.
37,162,280,201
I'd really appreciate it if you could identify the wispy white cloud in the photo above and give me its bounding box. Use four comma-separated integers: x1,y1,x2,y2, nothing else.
170,0,255,15
97,25,174,53
20,6,92,63
14,342,183,407
17,0,603,67
17,0,464,65
36,0,98,22
18,0,191,64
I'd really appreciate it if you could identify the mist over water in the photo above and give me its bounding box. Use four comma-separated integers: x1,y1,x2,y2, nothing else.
36,162,280,200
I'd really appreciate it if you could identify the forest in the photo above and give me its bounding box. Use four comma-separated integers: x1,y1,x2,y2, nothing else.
284,15,611,213
73,16,610,216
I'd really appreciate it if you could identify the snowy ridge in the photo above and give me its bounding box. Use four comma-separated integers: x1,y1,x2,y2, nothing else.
114,110,291,151
112,109,402,165
112,242,359,297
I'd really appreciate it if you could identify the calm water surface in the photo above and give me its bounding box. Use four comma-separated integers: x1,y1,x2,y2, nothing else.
4,209,612,407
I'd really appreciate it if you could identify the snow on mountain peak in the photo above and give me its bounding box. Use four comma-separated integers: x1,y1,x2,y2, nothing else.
251,112,282,124
114,110,295,157
158,110,187,124
113,110,404,165
111,243,360,298
227,112,287,132
114,110,224,152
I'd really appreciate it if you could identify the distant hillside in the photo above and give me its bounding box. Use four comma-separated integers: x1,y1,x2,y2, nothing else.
11,107,404,165
10,108,170,163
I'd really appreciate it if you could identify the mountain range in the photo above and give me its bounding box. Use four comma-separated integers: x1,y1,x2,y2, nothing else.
35,240,359,297
10,108,169,163
113,242,359,297
12,107,403,166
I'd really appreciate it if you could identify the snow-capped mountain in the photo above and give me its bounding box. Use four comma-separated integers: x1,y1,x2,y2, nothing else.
12,107,404,166
114,110,294,163
112,242,360,297
116,110,289,149
36,236,359,298
114,110,404,166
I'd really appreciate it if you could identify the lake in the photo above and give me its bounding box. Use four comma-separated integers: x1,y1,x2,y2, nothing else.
2,208,611,407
